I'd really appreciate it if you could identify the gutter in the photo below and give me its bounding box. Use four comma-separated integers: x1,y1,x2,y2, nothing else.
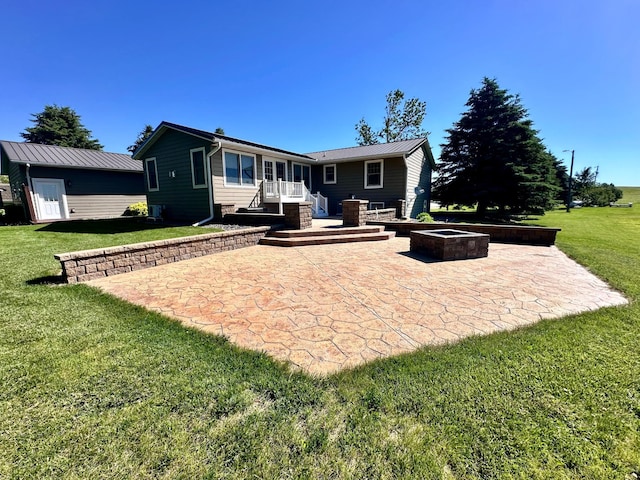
192,140,222,226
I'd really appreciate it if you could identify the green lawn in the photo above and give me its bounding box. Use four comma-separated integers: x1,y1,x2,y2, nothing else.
1,198,640,478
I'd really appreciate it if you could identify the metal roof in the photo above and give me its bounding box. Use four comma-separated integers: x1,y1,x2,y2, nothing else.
305,137,427,163
0,141,143,173
133,121,315,161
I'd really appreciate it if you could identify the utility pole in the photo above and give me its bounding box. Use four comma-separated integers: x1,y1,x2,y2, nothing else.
563,149,575,212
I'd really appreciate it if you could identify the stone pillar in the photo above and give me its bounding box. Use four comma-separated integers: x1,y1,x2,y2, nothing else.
394,199,406,219
283,202,312,230
342,199,369,227
214,203,235,220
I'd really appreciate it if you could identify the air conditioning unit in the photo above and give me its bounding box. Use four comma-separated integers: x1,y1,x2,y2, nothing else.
148,204,163,221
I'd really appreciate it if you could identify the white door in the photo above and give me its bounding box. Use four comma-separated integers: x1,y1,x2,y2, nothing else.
32,179,67,221
263,159,287,181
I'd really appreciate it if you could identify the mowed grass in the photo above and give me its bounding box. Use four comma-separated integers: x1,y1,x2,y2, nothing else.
1,196,640,478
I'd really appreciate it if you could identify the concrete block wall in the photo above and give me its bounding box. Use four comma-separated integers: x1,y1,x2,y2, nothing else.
283,202,312,229
214,203,236,220
367,221,561,246
55,226,271,284
342,199,369,226
364,208,397,222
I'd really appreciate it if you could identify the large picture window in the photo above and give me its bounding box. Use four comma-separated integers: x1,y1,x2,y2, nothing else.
145,157,159,191
223,150,256,186
190,147,207,188
364,159,384,189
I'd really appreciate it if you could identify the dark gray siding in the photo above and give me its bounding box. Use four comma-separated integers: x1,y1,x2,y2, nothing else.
311,157,407,215
142,129,212,223
9,162,26,206
28,166,143,195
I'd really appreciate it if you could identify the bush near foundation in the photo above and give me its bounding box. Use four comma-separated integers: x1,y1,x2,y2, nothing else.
417,212,434,223
126,201,148,216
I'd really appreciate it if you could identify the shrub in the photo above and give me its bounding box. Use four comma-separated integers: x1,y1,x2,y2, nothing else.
126,201,148,216
0,209,5,217
416,212,434,223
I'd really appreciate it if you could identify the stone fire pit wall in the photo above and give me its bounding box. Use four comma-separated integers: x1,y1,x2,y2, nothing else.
410,229,490,260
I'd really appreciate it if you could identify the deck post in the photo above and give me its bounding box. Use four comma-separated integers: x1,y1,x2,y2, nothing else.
278,178,283,215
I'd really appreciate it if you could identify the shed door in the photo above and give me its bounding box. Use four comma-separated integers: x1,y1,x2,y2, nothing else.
32,178,67,221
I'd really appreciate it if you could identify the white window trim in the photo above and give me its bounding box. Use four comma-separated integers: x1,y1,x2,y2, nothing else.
190,147,207,189
323,164,337,184
145,157,159,192
364,159,384,189
222,148,257,188
292,162,312,190
262,157,288,182
369,201,385,210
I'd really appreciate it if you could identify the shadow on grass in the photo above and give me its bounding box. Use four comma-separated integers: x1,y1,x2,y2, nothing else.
36,218,168,234
26,274,66,285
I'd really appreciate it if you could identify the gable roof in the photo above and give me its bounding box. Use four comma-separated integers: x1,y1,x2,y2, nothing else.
133,121,314,162
0,141,142,173
305,137,431,164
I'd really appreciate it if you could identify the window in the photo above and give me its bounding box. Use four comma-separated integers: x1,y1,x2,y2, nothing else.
323,164,337,184
145,157,159,191
190,147,207,188
369,201,385,209
292,163,311,189
364,159,384,189
223,150,256,186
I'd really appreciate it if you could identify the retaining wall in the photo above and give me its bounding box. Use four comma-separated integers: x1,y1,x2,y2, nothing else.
368,221,560,246
55,226,270,284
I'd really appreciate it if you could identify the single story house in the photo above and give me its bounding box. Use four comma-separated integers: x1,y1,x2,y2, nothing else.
132,121,436,224
0,141,145,222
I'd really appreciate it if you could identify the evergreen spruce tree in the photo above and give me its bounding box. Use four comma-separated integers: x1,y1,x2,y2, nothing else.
21,105,103,150
128,124,154,154
434,78,559,215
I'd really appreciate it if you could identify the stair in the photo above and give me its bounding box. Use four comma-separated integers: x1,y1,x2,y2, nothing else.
260,226,395,247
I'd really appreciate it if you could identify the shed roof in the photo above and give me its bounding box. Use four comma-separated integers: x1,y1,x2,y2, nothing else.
0,141,143,173
305,137,428,163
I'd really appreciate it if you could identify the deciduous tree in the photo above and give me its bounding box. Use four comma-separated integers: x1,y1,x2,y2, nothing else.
433,78,559,215
355,90,427,145
21,105,102,150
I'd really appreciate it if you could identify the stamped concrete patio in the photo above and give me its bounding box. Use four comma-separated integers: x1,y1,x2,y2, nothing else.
89,232,627,375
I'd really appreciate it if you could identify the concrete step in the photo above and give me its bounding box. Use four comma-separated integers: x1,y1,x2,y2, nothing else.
269,225,385,238
260,230,395,247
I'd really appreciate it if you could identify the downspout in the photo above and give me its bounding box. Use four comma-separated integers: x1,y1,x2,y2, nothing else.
192,140,222,226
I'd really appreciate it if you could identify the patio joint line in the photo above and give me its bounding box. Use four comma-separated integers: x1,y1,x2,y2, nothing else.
294,247,421,349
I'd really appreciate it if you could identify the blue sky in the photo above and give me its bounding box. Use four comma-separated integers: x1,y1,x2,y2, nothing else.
1,0,638,185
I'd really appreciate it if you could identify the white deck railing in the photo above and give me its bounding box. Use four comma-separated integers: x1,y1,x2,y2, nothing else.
307,191,328,217
263,180,305,201
262,179,328,217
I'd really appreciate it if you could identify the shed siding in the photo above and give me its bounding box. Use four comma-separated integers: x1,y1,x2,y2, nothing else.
141,129,211,222
26,165,145,219
66,194,146,218
310,157,407,215
8,162,26,204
